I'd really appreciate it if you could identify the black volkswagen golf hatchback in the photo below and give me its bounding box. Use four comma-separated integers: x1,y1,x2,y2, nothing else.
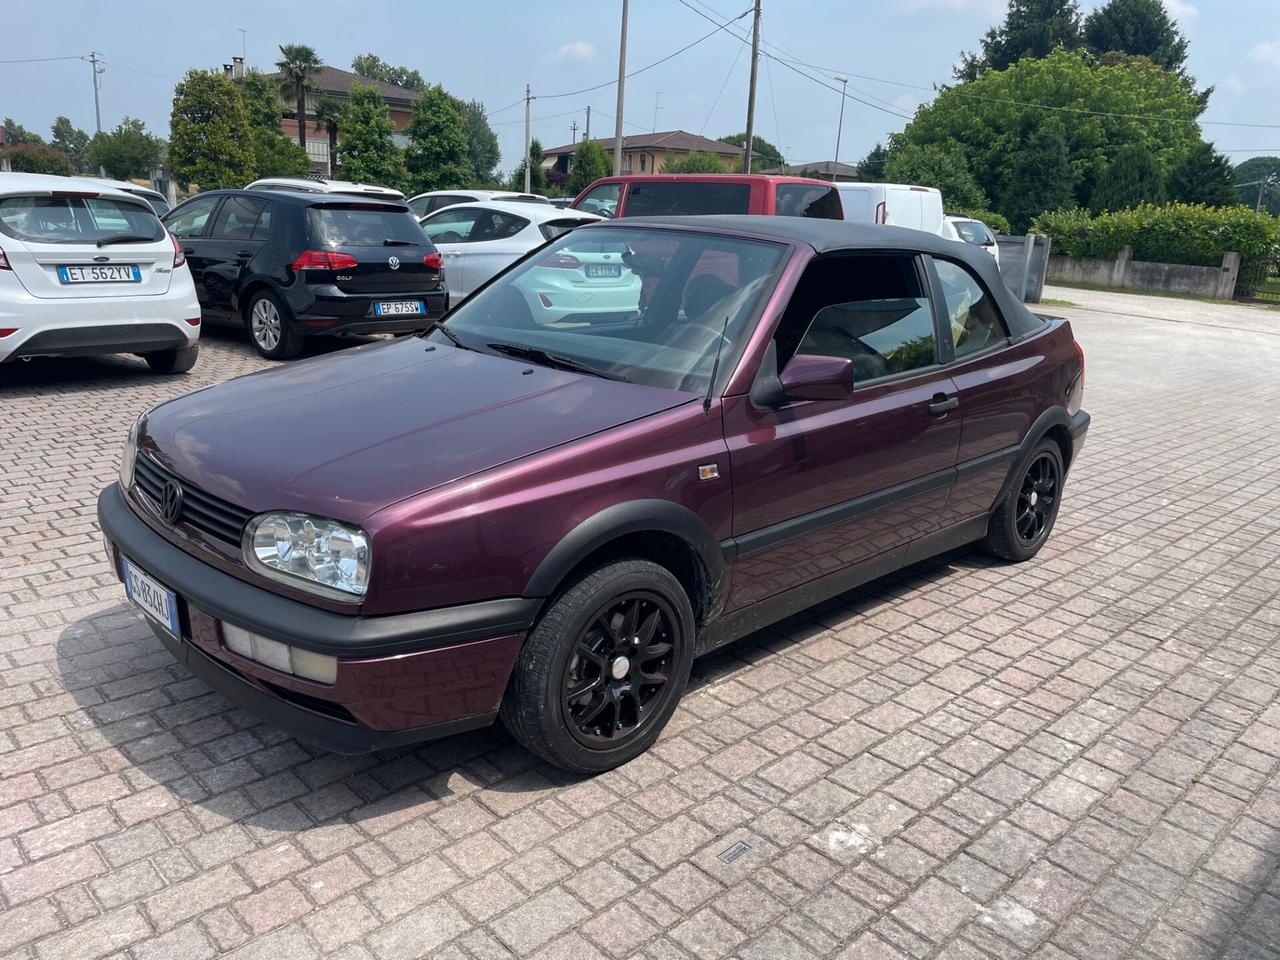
162,190,447,359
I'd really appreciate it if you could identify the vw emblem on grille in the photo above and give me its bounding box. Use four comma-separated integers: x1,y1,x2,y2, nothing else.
388,256,400,270
160,479,184,525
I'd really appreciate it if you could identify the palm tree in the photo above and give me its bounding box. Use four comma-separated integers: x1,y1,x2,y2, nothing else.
312,97,342,176
275,44,323,153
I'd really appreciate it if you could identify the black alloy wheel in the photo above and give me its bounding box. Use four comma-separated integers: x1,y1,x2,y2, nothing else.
1015,452,1059,544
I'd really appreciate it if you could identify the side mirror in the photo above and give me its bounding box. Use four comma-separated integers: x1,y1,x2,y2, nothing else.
778,354,855,402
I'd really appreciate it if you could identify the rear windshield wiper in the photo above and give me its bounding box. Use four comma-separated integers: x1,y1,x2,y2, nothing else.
96,234,157,247
383,238,416,246
485,341,630,382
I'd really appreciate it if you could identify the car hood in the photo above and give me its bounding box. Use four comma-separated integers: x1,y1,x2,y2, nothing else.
142,338,693,523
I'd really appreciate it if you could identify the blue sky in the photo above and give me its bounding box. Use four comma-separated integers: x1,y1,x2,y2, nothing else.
6,0,1278,174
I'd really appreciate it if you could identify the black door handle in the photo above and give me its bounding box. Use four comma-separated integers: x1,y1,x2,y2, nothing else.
928,395,960,416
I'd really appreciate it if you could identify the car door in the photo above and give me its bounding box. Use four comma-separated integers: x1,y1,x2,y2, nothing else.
460,210,533,294
163,194,222,313
419,206,483,300
722,252,962,610
198,195,274,320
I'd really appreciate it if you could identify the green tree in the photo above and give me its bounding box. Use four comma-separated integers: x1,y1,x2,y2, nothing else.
336,84,405,188
275,43,323,152
50,117,90,172
1083,0,1187,73
239,69,310,179
351,53,425,91
169,69,256,190
404,84,471,193
0,143,72,175
1,118,44,145
1166,141,1236,207
84,118,163,179
508,138,547,191
312,97,343,175
856,142,890,181
999,126,1075,232
884,142,988,208
1233,156,1280,215
718,132,783,171
663,150,728,174
460,99,500,184
956,0,1082,80
899,49,1203,224
567,140,611,194
1090,143,1164,211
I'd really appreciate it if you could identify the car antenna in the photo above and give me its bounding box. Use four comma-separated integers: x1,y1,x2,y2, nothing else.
702,313,731,415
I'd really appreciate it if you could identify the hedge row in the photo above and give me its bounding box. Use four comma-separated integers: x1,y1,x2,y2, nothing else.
1032,203,1280,297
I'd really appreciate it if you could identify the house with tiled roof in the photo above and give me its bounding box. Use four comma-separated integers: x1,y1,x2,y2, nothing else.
542,131,744,177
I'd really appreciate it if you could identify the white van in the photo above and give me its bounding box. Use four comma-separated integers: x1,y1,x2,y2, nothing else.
835,183,945,235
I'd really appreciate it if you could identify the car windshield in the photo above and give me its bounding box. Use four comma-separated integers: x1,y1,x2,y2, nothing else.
435,226,786,394
0,195,163,244
952,220,994,244
307,205,426,246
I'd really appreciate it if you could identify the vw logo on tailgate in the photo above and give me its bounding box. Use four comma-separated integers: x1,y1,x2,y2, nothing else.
388,256,400,270
160,479,185,525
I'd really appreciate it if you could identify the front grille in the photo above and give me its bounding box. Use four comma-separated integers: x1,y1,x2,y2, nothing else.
133,454,253,545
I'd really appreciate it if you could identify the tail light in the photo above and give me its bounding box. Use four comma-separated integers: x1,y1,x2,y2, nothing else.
291,250,359,271
169,232,185,269
1067,340,1085,414
874,202,887,224
0,328,16,338
538,252,581,270
0,247,11,270
423,252,444,270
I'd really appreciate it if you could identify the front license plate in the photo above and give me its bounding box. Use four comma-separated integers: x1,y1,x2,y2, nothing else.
374,300,425,316
585,264,622,278
58,264,142,283
122,556,180,639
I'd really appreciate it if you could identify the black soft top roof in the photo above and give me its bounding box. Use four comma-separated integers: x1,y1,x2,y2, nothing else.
590,215,1045,338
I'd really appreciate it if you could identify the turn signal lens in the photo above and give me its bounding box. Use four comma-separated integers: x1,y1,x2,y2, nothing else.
221,623,338,684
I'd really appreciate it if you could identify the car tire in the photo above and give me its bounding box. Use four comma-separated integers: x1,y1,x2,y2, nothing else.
983,438,1065,562
144,343,199,375
501,559,695,774
246,290,303,360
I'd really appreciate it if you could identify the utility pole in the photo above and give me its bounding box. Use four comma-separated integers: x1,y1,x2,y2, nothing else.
523,83,532,193
741,0,761,174
652,91,662,133
570,121,578,144
832,76,848,182
612,0,629,176
88,52,104,134
585,105,592,141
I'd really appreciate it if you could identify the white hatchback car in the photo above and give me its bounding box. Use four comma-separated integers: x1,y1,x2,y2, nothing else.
942,215,1001,266
408,189,549,219
418,201,616,320
0,173,201,373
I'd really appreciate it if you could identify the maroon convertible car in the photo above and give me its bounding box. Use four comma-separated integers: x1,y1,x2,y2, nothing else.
99,216,1088,773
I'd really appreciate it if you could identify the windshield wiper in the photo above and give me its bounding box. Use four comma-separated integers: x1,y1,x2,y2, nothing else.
420,320,469,350
96,234,156,247
383,238,416,246
485,341,630,382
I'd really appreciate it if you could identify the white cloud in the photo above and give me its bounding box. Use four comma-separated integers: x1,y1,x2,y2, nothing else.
1221,73,1247,95
553,41,597,62
1248,40,1280,69
1163,0,1199,20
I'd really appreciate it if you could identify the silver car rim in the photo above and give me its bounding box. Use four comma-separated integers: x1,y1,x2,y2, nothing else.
251,300,282,351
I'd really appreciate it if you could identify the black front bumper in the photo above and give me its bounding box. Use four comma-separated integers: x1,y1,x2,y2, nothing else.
97,483,540,657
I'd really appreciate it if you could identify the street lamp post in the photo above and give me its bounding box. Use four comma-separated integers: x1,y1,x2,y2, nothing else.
832,75,848,182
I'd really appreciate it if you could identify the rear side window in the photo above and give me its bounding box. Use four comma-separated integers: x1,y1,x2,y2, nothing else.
211,196,273,240
622,182,750,217
0,195,163,244
776,185,842,219
471,211,528,242
540,218,597,241
420,207,482,243
934,259,1009,359
307,205,426,246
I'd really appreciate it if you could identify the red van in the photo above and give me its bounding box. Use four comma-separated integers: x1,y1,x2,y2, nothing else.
571,174,843,220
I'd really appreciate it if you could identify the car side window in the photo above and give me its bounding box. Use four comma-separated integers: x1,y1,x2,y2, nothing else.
210,196,271,241
164,195,220,239
471,211,528,242
775,254,937,383
420,207,482,244
577,183,620,217
933,259,1009,359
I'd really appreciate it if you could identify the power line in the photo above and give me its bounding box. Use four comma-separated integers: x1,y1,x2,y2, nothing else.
0,55,88,65
699,40,745,134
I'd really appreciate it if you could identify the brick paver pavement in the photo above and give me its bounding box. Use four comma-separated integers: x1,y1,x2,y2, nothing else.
2,312,1278,960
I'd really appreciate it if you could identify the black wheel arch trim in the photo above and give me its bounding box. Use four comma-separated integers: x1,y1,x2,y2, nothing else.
523,500,728,612
993,406,1088,506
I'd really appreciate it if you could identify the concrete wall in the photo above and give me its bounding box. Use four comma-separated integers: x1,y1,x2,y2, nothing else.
1046,245,1241,300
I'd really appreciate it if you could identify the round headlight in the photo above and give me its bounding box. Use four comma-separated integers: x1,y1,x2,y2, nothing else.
244,513,371,598
118,416,141,491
